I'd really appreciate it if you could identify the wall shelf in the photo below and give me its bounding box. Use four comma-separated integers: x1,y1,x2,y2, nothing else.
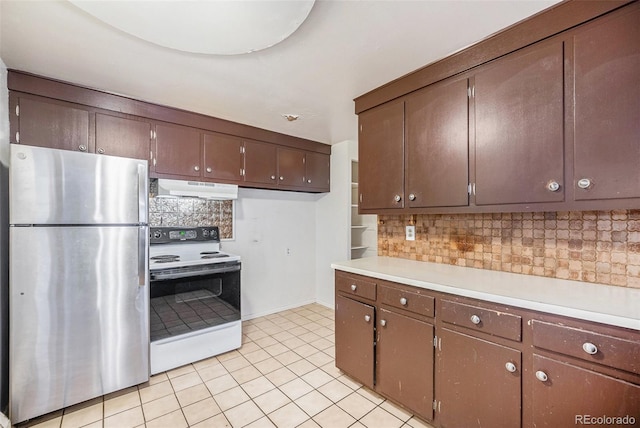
350,161,377,259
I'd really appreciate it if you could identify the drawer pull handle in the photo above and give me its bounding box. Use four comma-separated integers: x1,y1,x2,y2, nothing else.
400,297,407,306
582,342,598,355
505,362,517,373
364,315,371,323
394,194,402,202
577,178,592,189
535,371,548,382
470,314,481,325
380,319,387,327
78,145,87,152
350,284,357,291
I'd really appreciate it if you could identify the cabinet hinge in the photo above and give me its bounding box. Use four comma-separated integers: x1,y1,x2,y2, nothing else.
472,85,475,98
433,400,437,411
240,168,245,177
360,124,363,133
467,87,471,98
153,158,157,167
15,105,19,117
240,146,245,154
433,336,437,348
15,132,20,143
467,183,472,195
359,193,363,203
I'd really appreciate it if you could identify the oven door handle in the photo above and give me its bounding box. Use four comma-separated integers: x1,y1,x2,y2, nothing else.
150,264,241,280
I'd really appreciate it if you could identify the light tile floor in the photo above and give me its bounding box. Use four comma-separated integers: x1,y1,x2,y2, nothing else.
17,304,435,428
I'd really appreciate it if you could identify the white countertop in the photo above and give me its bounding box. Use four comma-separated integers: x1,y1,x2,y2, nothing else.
331,257,640,331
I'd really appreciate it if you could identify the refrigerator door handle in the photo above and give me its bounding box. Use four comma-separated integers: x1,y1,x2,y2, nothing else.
138,164,148,224
138,226,148,287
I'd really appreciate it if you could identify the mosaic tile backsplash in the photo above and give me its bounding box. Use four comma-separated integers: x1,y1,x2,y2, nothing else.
378,210,640,288
149,180,234,239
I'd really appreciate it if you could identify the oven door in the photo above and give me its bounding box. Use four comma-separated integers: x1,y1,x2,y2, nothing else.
149,262,241,343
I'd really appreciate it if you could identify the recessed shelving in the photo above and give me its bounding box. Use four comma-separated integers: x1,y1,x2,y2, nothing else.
350,160,376,260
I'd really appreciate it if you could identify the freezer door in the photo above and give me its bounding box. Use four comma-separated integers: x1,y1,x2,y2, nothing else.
9,226,149,423
10,144,148,225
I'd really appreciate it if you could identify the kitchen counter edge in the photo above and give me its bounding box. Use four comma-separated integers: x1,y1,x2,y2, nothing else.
331,256,640,331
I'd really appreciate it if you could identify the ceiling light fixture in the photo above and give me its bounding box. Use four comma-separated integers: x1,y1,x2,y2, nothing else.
282,114,300,122
68,0,315,55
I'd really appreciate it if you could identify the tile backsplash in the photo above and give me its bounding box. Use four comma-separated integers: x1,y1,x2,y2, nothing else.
149,179,234,239
378,210,640,288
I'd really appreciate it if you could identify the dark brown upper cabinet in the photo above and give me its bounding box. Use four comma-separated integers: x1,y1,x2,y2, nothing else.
405,77,469,208
277,148,306,188
153,122,201,178
242,140,278,186
571,4,640,202
304,152,330,191
11,95,91,153
358,99,404,210
474,40,565,206
202,132,243,182
95,114,151,160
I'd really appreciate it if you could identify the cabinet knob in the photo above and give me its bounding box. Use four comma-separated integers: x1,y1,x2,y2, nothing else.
270,175,276,180
470,314,481,325
194,166,200,172
350,284,357,291
535,371,548,382
364,315,371,323
206,167,212,173
97,148,105,154
582,342,598,355
307,179,312,184
78,145,87,152
547,181,560,192
280,176,284,181
505,362,517,373
394,195,402,203
400,297,407,306
577,178,592,189
408,194,416,201
380,319,387,327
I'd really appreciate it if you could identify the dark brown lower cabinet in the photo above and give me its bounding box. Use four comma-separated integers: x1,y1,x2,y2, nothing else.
377,308,434,421
531,354,640,427
436,328,521,428
335,295,375,389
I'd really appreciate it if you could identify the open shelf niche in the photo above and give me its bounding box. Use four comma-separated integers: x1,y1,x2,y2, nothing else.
350,161,377,259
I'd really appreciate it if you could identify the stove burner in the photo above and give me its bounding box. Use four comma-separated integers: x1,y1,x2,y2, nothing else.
151,255,180,263
201,254,229,259
200,251,220,255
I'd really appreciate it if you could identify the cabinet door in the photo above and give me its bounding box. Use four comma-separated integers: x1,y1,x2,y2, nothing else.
202,133,243,182
474,41,564,206
532,354,640,427
154,123,201,177
304,152,330,192
335,295,375,389
243,140,277,185
437,328,521,428
358,100,404,210
277,148,305,188
377,308,434,421
95,114,151,160
16,96,91,153
572,5,640,201
406,78,469,208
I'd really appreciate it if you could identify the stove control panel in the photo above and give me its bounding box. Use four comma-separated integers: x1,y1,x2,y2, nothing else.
150,226,220,244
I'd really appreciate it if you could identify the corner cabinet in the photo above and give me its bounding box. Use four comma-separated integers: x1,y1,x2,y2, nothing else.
355,1,640,213
358,100,404,210
334,269,640,428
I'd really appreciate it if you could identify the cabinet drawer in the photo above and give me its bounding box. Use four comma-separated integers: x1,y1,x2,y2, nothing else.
532,320,640,375
440,300,522,341
379,284,434,317
336,273,376,301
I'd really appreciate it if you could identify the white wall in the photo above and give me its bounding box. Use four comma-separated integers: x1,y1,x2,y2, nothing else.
315,140,356,308
223,188,320,319
0,57,10,414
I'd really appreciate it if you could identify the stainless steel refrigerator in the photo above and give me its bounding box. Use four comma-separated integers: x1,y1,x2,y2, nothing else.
8,144,149,424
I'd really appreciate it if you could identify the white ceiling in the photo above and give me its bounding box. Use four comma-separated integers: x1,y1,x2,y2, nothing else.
0,0,559,146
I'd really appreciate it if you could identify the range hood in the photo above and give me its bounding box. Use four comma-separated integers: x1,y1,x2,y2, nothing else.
157,179,238,200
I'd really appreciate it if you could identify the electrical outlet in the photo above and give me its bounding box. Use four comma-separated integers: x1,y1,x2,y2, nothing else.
405,225,415,241
285,247,292,256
